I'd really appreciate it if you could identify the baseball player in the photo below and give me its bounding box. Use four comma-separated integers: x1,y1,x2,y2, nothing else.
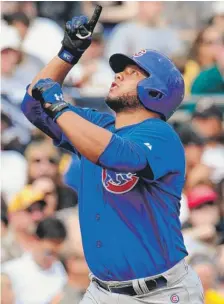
21,6,204,304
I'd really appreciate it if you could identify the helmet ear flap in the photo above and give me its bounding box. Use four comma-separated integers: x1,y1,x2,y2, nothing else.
137,77,169,119
148,90,163,100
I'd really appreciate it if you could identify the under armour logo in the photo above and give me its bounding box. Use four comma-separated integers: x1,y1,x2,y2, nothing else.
144,143,152,150
54,93,63,101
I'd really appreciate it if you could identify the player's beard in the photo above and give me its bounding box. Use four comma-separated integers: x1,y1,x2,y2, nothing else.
105,94,144,113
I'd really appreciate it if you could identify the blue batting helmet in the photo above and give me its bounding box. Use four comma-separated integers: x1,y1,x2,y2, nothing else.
109,49,185,121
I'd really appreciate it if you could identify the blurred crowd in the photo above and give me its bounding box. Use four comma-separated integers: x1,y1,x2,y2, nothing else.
1,1,224,304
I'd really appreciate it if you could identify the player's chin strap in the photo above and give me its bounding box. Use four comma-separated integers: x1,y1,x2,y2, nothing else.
44,101,70,121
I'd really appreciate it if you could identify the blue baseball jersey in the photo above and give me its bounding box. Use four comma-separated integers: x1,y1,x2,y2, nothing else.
22,91,188,281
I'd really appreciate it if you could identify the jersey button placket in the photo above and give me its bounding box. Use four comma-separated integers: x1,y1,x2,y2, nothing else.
96,214,100,221
96,240,102,248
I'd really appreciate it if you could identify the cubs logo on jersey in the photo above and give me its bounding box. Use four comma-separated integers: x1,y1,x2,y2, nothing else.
102,169,139,194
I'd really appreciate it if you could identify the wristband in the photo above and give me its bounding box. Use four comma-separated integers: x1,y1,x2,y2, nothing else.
45,101,70,121
58,47,83,65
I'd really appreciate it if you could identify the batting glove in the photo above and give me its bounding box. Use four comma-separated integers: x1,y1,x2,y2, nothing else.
32,78,69,121
58,5,102,65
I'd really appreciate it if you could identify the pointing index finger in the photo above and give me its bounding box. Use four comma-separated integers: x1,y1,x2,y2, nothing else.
88,5,102,32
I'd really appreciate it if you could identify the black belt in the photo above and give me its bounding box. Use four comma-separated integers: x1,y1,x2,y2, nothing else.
94,276,167,296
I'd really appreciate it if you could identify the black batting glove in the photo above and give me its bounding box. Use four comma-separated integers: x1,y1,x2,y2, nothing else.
58,5,102,65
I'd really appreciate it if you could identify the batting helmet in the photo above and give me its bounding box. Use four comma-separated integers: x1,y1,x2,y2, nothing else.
109,49,185,120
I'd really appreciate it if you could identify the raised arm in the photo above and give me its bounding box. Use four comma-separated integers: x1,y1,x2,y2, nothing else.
22,6,106,150
30,79,149,174
28,6,102,94
28,57,73,95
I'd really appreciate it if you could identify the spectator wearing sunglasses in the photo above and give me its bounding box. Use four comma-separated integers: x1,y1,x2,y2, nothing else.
25,140,78,210
2,217,67,304
8,185,47,223
1,185,47,263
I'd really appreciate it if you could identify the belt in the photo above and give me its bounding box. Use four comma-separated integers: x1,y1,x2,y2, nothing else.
94,276,167,296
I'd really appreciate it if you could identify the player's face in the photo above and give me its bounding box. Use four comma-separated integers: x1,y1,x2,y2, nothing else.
106,64,147,113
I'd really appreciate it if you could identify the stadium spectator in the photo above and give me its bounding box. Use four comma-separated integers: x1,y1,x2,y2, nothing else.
209,1,224,33
67,23,113,97
53,209,89,304
176,124,204,174
105,1,183,59
191,33,224,94
32,177,58,217
1,22,44,103
2,217,67,304
2,1,64,64
8,185,47,223
1,147,27,204
24,140,78,209
1,94,34,148
54,252,89,304
1,2,224,302
184,26,223,95
174,123,212,193
216,244,224,295
1,185,47,263
25,140,61,183
7,11,31,40
83,1,138,37
1,273,17,304
189,253,224,304
32,175,79,215
1,111,25,153
192,105,223,142
191,104,224,184
20,2,64,63
183,185,221,245
188,26,223,70
36,1,82,28
1,201,8,236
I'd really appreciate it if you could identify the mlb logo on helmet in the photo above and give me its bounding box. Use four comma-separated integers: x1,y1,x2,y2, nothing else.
133,49,147,57
170,294,179,303
102,169,139,194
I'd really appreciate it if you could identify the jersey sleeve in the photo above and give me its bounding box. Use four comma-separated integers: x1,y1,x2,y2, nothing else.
54,104,114,153
21,87,114,154
98,120,185,180
129,121,185,180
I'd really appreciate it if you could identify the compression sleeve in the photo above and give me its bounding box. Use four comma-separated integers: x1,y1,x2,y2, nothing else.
21,87,114,154
21,90,63,142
